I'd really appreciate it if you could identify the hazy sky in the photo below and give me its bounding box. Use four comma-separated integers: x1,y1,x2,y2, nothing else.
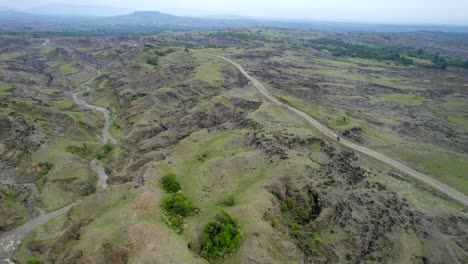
4,0,468,25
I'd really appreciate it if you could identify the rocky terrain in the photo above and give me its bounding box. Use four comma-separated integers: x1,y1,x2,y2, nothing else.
0,30,467,263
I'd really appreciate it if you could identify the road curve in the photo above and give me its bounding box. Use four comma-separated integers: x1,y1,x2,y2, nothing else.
73,70,117,145
0,69,115,263
214,54,468,207
0,203,75,263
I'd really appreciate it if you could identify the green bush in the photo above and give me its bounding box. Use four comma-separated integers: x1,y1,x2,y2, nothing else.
162,193,199,217
197,152,209,162
145,57,159,66
66,143,92,158
200,211,243,260
80,183,96,196
97,143,113,159
160,173,182,193
161,210,185,233
222,194,236,207
26,258,41,264
103,143,113,154
154,48,175,56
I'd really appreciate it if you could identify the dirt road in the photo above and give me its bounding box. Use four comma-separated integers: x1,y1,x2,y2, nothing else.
73,70,117,145
215,54,468,207
0,69,115,263
0,203,75,263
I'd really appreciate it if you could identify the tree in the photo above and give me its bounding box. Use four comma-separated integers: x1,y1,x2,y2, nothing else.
201,212,242,260
160,173,181,193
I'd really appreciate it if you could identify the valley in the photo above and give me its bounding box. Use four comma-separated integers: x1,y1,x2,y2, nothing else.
0,29,467,263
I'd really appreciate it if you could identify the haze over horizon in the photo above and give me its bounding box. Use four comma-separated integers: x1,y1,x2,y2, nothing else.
2,0,468,26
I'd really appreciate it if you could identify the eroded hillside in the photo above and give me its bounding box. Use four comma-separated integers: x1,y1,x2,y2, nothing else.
0,31,467,263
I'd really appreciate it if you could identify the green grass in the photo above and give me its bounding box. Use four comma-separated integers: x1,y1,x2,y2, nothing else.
0,83,13,96
0,51,26,60
37,88,62,95
109,119,126,140
372,93,427,106
50,100,75,110
443,94,468,132
193,54,222,82
59,64,80,75
272,92,325,120
395,149,468,195
31,138,101,211
1,192,29,227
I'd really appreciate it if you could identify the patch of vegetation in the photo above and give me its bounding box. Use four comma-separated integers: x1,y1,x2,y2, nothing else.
38,89,62,95
208,31,277,44
51,100,74,110
97,143,113,160
335,116,351,126
25,258,41,264
222,194,236,207
280,196,316,226
1,191,29,228
38,162,54,177
307,38,468,69
145,57,159,67
154,48,175,56
59,64,80,75
161,210,184,233
161,192,199,233
66,143,92,158
160,173,182,193
197,152,209,162
162,192,199,217
194,58,222,82
0,83,13,96
374,93,426,106
80,183,96,196
200,211,243,261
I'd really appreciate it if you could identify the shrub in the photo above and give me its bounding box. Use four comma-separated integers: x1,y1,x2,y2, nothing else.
200,211,243,260
271,220,278,228
26,258,41,264
161,210,185,233
81,183,96,196
154,48,175,57
222,194,236,207
145,57,159,66
37,162,54,176
97,143,113,159
160,173,182,193
103,143,113,154
66,143,92,158
197,152,208,162
162,193,199,217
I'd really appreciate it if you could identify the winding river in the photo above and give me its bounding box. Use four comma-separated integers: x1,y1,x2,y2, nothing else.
0,57,115,263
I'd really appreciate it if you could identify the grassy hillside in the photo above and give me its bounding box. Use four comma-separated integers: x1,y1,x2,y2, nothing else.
0,30,467,263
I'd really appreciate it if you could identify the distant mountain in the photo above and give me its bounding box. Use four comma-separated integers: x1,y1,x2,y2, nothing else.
25,4,132,17
203,14,254,20
0,10,468,34
92,11,229,28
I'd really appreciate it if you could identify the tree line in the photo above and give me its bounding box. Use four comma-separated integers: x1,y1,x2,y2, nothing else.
306,38,468,70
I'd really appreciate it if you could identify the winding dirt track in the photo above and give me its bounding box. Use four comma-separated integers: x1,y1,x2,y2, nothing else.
214,54,468,207
0,44,114,263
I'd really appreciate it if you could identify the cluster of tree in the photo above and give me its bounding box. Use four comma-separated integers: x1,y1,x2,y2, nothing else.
159,173,198,233
145,48,176,67
307,38,468,69
208,31,279,44
145,57,159,67
200,212,243,260
154,48,175,57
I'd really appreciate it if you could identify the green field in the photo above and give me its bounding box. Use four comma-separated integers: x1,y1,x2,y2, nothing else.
59,63,80,75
